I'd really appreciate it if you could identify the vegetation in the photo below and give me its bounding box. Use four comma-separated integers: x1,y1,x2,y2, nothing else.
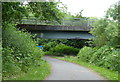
90,19,119,47
2,2,66,24
0,40,1,81
2,1,66,80
90,3,119,47
45,2,119,80
46,44,79,56
28,2,67,24
37,38,88,56
77,46,119,71
4,60,50,80
2,0,119,80
76,2,119,71
37,39,88,50
2,24,43,78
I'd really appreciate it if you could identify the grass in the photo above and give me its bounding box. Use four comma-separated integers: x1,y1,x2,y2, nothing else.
54,56,119,80
4,60,51,80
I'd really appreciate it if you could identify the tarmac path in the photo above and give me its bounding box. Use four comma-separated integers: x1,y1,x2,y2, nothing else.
44,56,106,80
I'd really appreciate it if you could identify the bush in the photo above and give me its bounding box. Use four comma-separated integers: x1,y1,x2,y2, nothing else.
2,47,21,76
2,24,43,77
46,44,79,56
37,39,89,49
42,41,58,51
77,46,119,71
91,19,119,47
77,46,96,62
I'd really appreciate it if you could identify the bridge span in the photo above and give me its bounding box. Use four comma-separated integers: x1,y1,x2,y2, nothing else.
17,17,95,39
17,24,94,39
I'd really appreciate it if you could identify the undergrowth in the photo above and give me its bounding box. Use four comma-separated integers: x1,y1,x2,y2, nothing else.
45,44,79,56
4,60,50,80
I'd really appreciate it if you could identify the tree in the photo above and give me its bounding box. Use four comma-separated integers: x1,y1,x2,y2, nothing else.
2,1,67,78
2,2,28,24
2,1,67,25
90,2,119,47
28,2,66,23
105,2,120,21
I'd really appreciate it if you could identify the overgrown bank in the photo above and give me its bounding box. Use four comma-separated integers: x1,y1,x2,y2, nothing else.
2,2,67,80
4,60,50,80
2,24,50,80
78,46,119,71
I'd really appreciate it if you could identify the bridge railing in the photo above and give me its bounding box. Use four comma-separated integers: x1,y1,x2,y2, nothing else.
20,17,96,26
62,18,96,27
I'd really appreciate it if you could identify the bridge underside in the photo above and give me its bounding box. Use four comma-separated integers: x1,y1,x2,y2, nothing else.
31,31,93,39
17,24,94,39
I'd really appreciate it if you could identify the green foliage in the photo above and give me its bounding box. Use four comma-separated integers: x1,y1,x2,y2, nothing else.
86,2,119,73
58,39,89,48
90,2,119,47
2,24,43,78
77,46,96,62
2,2,28,24
105,3,119,21
37,39,84,56
37,39,88,50
2,1,67,80
2,2,67,24
4,60,50,80
77,46,119,71
62,10,89,26
91,19,119,47
37,39,59,51
2,47,21,75
2,1,68,79
43,41,58,51
25,2,67,24
47,44,79,56
0,32,2,81
73,3,120,78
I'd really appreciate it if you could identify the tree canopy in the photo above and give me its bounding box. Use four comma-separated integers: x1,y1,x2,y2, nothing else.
2,1,67,24
90,2,119,47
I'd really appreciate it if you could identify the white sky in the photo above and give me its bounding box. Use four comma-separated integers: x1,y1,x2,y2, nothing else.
59,0,119,18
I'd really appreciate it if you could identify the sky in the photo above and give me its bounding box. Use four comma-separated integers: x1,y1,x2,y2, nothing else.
59,0,119,18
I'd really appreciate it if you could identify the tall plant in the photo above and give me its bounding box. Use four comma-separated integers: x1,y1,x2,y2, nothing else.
90,2,119,47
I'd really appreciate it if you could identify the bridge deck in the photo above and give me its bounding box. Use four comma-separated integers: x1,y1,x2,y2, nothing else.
17,24,93,31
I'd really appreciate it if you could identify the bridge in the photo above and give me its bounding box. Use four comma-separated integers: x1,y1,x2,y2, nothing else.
17,17,95,39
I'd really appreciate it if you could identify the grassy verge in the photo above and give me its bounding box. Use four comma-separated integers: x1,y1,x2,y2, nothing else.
54,56,118,80
4,60,50,80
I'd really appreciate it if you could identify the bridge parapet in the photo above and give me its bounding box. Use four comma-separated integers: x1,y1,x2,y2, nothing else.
17,17,95,31
20,17,96,27
17,24,93,31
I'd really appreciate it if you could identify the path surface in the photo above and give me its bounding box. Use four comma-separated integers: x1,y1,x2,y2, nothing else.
44,56,106,80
